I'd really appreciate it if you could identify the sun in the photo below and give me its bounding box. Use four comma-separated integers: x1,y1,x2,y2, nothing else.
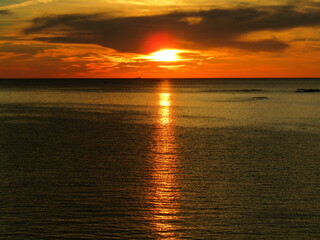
137,49,185,62
151,50,180,61
147,49,182,62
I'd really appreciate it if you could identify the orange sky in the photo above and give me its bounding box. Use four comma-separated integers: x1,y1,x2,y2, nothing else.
1,0,320,78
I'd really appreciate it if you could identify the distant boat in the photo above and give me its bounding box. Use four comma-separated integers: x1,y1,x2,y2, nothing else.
296,88,320,93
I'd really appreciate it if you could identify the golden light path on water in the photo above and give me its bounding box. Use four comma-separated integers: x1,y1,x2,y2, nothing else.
147,81,181,239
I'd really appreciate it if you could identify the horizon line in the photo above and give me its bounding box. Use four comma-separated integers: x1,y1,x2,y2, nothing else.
0,77,320,80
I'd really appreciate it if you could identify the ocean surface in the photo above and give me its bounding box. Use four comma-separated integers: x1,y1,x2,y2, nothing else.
0,78,319,239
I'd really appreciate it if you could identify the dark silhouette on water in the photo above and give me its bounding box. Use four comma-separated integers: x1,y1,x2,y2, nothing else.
203,89,263,93
296,88,320,92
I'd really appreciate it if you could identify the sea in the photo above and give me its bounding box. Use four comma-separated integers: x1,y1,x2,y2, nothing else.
0,78,319,239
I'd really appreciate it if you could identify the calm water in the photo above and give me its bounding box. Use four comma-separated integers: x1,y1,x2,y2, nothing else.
0,78,320,239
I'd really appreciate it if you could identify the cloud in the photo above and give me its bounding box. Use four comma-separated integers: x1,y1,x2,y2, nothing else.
24,6,320,53
158,64,186,70
0,52,26,60
0,0,55,10
0,42,56,54
180,16,203,25
0,10,10,14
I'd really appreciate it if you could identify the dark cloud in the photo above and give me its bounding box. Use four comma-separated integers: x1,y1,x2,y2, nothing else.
0,42,56,54
0,10,10,14
24,6,320,53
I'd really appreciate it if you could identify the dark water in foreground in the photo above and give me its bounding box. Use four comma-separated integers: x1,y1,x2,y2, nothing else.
0,78,320,239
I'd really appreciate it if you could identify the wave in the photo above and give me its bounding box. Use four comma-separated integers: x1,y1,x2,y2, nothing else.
201,89,263,93
218,96,269,102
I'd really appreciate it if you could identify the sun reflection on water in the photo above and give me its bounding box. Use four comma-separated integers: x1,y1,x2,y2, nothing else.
159,93,171,107
159,93,172,125
147,81,181,239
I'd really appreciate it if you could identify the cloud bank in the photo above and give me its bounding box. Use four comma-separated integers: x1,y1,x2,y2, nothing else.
0,10,10,14
0,0,55,10
24,6,320,53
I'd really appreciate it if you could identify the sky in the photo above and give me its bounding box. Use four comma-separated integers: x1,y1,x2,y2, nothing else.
1,0,320,78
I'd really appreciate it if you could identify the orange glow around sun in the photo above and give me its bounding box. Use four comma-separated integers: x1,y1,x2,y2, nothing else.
139,32,183,62
143,32,177,53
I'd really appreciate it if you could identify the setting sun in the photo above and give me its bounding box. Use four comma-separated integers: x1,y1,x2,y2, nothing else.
148,49,182,62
